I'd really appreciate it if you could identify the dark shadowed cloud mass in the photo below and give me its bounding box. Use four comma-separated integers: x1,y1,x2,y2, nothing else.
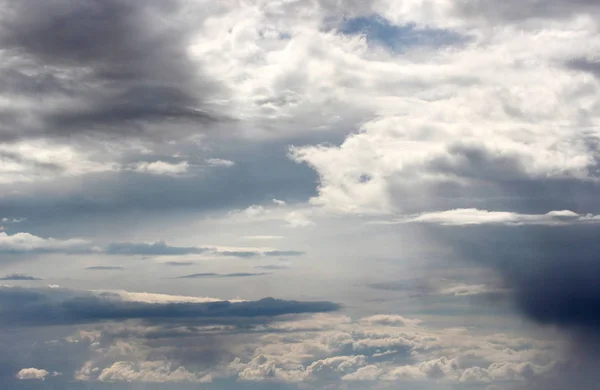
0,287,340,327
0,0,222,142
0,274,41,281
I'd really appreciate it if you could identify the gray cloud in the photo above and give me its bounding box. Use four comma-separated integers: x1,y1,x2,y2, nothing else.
85,266,124,271
264,251,305,257
437,225,600,332
0,0,223,142
103,241,208,256
176,273,269,279
254,265,291,270
430,224,600,388
218,251,260,258
455,0,600,22
0,274,41,281
0,287,340,327
0,137,320,227
164,261,194,266
566,57,600,79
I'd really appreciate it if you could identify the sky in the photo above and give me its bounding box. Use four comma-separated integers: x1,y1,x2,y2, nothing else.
0,0,600,389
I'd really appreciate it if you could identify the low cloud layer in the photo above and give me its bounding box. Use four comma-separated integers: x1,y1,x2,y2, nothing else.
0,274,41,281
0,287,339,327
176,273,270,279
0,232,305,259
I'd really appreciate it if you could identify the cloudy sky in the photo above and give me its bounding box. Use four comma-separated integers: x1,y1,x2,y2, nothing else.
1,0,600,389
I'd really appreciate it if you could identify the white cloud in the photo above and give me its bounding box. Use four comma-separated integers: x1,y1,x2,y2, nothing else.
342,365,383,381
95,290,246,304
16,368,59,380
205,158,235,167
95,361,211,383
396,209,600,226
284,210,315,227
1,217,25,223
0,232,89,253
438,283,506,296
130,160,190,176
0,141,119,183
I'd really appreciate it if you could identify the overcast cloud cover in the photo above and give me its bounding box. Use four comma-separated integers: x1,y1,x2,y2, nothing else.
1,0,599,389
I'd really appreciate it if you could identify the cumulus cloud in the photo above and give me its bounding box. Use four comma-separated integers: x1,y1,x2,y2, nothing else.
205,158,235,167
96,361,212,383
16,367,59,380
129,160,190,176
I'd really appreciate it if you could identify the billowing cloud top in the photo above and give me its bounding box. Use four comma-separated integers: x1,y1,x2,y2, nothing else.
1,0,600,389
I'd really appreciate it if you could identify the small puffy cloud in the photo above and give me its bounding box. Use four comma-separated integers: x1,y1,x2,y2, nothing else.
205,158,235,167
342,365,383,381
360,315,410,327
130,161,190,176
284,211,315,227
1,217,25,223
16,368,59,380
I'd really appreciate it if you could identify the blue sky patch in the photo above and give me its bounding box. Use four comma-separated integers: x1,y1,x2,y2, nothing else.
339,15,467,52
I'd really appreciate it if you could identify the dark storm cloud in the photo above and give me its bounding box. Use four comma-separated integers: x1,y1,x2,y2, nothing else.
418,223,600,389
432,223,600,389
436,225,600,334
0,287,340,327
0,0,222,141
0,274,41,281
176,273,269,279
